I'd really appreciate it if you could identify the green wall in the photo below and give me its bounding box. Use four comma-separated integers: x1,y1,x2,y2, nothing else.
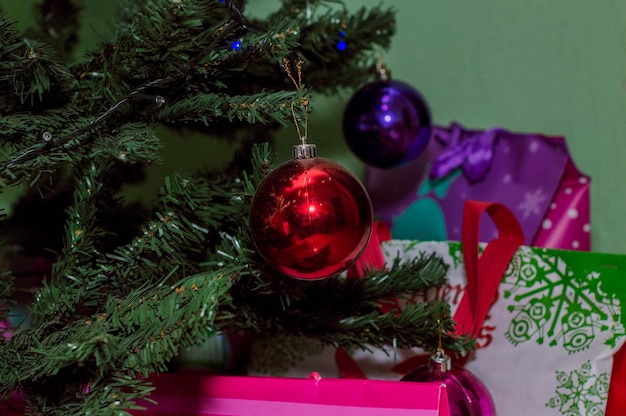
2,1,626,253
277,0,626,253
339,0,626,253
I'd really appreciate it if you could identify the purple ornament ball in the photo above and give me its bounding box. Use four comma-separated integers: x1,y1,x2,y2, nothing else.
401,352,496,416
342,79,432,168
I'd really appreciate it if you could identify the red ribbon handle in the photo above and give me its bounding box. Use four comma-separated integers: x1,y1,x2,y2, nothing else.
339,201,525,377
347,221,391,279
607,344,626,415
454,200,525,339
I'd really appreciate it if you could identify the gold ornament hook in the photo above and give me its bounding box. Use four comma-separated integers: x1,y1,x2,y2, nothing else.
433,315,451,372
283,58,309,145
437,318,443,352
376,54,390,81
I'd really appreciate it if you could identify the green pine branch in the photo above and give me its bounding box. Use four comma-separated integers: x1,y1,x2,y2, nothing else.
2,267,235,416
0,2,475,415
157,89,308,127
222,247,471,353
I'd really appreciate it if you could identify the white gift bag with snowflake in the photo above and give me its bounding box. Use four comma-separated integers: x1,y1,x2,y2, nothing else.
376,202,626,416
249,201,624,415
376,241,625,416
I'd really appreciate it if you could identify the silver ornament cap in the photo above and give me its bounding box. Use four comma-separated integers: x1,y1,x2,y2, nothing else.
292,143,317,160
430,349,452,373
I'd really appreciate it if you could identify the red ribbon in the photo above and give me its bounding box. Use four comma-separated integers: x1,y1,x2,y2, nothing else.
338,221,393,379
347,221,391,279
339,200,525,376
607,344,626,416
454,201,525,337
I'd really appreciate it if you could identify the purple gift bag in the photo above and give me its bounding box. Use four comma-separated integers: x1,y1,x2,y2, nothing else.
365,122,591,250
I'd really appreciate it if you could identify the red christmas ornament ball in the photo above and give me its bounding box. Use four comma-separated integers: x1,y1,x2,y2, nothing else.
249,144,373,280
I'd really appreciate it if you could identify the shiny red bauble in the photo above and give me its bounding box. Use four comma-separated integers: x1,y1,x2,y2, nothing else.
249,144,373,280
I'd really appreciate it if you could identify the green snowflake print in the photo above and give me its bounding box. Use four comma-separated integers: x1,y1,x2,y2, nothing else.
546,360,609,415
502,248,621,354
447,241,465,269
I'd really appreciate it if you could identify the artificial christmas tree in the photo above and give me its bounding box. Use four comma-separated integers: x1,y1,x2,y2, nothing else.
0,1,472,415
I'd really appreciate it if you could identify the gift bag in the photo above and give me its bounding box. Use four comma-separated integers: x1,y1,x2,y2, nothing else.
130,373,450,416
366,123,591,250
341,201,624,416
265,201,624,415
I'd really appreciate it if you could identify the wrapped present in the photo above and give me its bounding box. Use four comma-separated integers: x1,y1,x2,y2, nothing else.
366,123,591,250
130,373,450,416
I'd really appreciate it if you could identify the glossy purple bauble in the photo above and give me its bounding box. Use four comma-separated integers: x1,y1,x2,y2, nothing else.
401,353,496,416
343,80,432,168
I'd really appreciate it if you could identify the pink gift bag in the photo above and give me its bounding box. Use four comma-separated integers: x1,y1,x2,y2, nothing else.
366,123,591,250
131,373,450,416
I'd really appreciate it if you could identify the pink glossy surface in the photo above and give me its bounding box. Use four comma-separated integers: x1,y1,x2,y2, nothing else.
402,359,496,416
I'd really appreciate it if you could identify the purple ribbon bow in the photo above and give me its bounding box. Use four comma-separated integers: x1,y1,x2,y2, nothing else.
429,123,503,183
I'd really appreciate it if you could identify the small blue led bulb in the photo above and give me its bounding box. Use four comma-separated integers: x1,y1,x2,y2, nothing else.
336,31,347,51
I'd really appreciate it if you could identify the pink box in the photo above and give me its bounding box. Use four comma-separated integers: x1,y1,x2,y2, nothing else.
132,373,450,416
